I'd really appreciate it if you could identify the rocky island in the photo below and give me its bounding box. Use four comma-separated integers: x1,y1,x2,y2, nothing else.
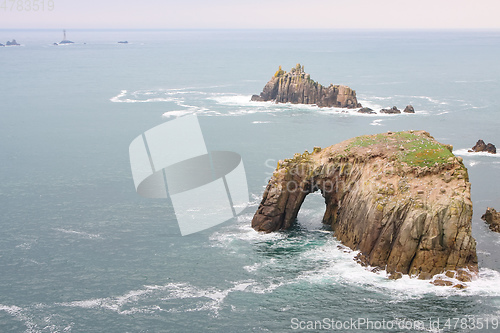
252,131,478,284
5,39,20,46
482,207,500,232
251,64,361,108
469,139,496,154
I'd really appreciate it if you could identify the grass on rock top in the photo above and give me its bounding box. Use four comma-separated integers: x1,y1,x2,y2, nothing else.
347,131,454,167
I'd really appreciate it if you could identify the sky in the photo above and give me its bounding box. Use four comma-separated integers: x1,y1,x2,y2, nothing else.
1,0,500,30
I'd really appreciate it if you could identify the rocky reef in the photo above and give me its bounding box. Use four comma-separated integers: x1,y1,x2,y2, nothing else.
252,131,478,282
380,106,401,114
251,64,361,108
482,207,500,232
6,39,20,46
469,140,496,154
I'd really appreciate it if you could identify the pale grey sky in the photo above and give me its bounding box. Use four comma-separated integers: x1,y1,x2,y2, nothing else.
1,0,499,29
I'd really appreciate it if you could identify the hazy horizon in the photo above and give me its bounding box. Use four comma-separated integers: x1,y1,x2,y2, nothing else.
1,0,500,30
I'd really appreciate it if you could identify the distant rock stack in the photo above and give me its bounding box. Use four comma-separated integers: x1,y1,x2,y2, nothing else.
468,140,496,154
482,207,500,232
251,64,361,108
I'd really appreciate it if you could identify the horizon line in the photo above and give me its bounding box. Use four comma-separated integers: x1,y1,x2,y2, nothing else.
1,27,500,32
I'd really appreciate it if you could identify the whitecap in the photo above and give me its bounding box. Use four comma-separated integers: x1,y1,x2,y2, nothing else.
53,228,102,239
467,160,481,167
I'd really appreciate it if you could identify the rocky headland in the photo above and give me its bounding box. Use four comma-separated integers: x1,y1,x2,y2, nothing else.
469,140,496,154
252,131,478,283
251,64,361,108
482,207,500,232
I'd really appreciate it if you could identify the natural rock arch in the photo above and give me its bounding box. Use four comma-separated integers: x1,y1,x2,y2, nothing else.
252,131,478,282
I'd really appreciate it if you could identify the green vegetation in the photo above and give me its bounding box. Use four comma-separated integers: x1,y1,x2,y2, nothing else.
274,65,285,77
347,131,455,167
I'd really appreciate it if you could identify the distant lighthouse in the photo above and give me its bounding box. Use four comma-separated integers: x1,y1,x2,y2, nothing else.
59,30,74,44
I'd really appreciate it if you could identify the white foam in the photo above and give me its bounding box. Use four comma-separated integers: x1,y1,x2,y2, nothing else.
454,149,500,158
0,304,37,332
161,110,194,118
252,121,272,124
454,79,496,83
110,90,127,102
110,88,200,104
468,160,481,167
209,222,286,249
370,119,383,126
290,237,500,299
60,278,286,316
403,95,449,105
53,228,102,239
210,94,255,106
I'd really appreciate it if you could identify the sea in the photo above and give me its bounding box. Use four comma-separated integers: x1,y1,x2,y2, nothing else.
1,29,500,332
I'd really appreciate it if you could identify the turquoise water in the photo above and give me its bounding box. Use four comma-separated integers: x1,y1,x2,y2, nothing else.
1,29,500,332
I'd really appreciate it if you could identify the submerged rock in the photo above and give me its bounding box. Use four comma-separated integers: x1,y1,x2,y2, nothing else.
252,130,478,282
358,107,376,114
380,106,401,114
251,64,361,108
468,140,496,154
481,207,500,232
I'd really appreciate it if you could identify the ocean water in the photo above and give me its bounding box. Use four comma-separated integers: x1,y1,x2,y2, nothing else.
1,29,500,332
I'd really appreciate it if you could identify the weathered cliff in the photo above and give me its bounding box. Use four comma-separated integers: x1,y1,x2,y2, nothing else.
252,131,478,282
251,64,361,108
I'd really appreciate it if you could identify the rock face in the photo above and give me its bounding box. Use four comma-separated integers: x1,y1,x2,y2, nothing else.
251,64,361,108
482,207,500,232
469,140,496,154
380,106,401,114
252,130,478,281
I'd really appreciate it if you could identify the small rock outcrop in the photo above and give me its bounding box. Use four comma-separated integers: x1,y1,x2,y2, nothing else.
252,130,478,282
404,105,415,113
380,106,401,114
358,107,375,114
6,39,20,46
468,140,496,154
482,207,500,232
251,64,361,108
